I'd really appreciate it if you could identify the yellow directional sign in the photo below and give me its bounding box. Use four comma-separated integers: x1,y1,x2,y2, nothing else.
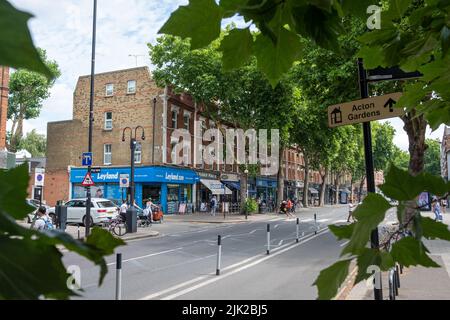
328,92,404,128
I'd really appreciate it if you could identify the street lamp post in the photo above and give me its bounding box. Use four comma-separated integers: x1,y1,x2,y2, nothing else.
152,97,157,164
122,126,145,233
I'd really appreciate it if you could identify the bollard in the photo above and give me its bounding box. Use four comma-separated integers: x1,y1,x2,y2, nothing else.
266,224,270,255
394,269,399,296
77,226,80,240
216,235,222,275
400,264,403,274
296,218,299,243
314,213,317,235
115,253,122,300
396,264,401,289
389,269,396,300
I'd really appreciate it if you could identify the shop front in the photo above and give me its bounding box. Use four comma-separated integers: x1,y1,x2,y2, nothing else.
196,171,232,211
256,177,277,209
70,166,199,215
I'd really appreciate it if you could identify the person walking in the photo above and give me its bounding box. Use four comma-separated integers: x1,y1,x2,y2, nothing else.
347,200,356,223
432,197,443,221
210,195,218,216
31,206,54,231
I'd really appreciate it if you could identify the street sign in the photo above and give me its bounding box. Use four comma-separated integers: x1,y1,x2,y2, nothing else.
81,172,95,187
328,92,404,128
367,66,422,82
34,171,45,187
82,152,93,166
119,174,129,188
91,167,101,174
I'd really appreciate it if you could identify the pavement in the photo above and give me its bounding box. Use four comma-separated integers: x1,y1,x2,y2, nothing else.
61,205,351,300
343,210,450,300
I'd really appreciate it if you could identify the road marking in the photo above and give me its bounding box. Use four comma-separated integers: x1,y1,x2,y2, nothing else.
249,229,260,234
278,240,284,246
107,247,183,266
274,224,279,229
340,240,350,247
317,219,330,223
158,228,330,300
303,219,314,222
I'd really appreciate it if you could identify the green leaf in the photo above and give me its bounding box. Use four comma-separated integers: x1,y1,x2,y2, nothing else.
0,236,74,300
386,0,412,20
380,165,424,201
329,223,354,240
254,28,303,87
358,45,385,69
0,163,35,219
390,237,440,268
313,259,351,300
158,0,223,50
219,28,253,70
341,0,380,19
419,172,450,196
440,25,450,56
0,0,54,79
342,193,391,255
422,217,450,241
355,249,394,283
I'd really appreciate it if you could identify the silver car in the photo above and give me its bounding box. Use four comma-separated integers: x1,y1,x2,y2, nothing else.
47,198,119,226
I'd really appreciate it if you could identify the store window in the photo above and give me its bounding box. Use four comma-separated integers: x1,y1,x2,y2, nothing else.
134,142,142,163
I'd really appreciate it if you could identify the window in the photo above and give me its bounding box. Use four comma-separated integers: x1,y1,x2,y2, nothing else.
104,112,113,130
106,83,114,96
127,80,136,94
171,110,178,129
104,144,112,165
183,112,190,130
134,142,142,164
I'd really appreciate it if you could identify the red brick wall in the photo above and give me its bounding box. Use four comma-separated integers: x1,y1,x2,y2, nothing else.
0,66,9,150
44,169,70,206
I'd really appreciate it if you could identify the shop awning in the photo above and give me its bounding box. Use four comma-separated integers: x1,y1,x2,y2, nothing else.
200,179,232,195
309,187,319,194
222,180,240,191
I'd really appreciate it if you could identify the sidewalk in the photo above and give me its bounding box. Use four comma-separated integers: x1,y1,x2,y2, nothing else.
17,221,159,241
343,211,450,300
164,204,347,224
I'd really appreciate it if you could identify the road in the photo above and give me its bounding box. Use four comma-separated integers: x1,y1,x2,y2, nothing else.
63,206,351,300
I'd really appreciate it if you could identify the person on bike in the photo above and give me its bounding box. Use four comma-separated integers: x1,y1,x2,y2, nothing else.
119,200,128,222
280,200,295,218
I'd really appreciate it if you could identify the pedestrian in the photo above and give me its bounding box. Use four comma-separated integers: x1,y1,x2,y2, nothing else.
31,206,54,231
347,200,355,223
210,195,218,216
287,199,293,213
441,199,447,214
432,197,443,221
119,200,128,222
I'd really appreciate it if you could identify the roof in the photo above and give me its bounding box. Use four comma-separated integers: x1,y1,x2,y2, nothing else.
78,66,150,79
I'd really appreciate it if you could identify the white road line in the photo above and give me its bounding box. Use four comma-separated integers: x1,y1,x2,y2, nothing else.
340,240,350,247
107,247,183,266
278,240,284,246
274,224,279,229
317,219,330,223
161,228,330,300
249,229,259,234
303,218,314,222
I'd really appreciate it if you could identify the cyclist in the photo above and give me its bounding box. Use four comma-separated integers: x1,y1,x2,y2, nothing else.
119,200,128,222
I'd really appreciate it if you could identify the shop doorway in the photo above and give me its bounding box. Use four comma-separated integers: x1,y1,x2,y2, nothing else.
142,185,161,206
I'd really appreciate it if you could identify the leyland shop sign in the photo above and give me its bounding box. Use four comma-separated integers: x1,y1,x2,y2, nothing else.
328,92,404,128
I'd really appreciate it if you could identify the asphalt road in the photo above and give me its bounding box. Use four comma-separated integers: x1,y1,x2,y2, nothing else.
63,206,351,300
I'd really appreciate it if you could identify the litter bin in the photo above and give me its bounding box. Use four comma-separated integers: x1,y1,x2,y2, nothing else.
55,204,67,231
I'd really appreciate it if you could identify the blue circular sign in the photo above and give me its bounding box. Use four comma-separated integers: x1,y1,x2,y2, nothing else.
121,179,128,184
37,174,43,181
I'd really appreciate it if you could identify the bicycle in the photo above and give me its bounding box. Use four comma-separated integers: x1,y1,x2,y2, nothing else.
108,216,127,237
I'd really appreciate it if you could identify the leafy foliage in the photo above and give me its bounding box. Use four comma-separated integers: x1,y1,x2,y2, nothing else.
424,138,442,176
0,165,125,299
0,0,54,78
16,129,46,157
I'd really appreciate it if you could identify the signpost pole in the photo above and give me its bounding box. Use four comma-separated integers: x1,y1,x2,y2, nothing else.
85,0,97,238
358,58,383,300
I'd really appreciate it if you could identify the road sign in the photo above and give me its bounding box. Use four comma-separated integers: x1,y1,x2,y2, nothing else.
119,174,129,188
82,152,93,166
367,66,422,82
81,172,95,187
328,92,404,128
91,167,101,174
34,171,45,187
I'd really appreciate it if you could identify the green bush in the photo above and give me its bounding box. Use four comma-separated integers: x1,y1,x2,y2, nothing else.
244,198,258,214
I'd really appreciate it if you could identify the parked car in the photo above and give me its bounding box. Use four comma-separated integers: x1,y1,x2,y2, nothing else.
47,198,119,226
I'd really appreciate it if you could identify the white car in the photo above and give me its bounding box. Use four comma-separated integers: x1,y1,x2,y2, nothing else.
47,198,119,226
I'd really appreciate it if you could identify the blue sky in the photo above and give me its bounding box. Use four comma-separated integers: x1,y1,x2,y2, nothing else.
8,0,445,151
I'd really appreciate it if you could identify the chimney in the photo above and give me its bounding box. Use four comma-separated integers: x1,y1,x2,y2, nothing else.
0,66,9,150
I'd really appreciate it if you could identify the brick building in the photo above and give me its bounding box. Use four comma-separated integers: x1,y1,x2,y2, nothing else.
46,67,332,213
0,66,15,169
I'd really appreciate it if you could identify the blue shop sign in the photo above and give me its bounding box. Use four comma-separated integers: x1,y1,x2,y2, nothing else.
71,166,200,184
256,178,277,188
